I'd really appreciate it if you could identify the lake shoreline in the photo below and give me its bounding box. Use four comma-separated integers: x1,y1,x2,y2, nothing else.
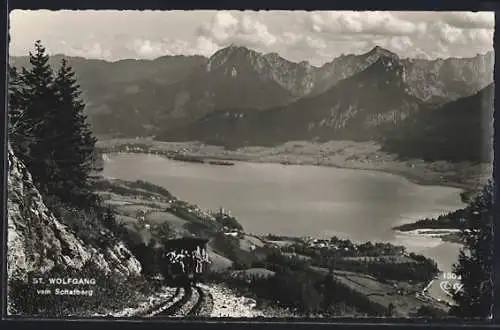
249,158,468,191
393,228,463,245
100,148,470,244
101,146,468,254
99,139,473,268
96,138,490,192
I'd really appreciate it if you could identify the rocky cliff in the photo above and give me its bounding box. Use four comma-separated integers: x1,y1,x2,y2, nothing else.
7,143,142,288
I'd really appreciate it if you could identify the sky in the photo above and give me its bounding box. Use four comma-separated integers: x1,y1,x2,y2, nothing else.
9,10,495,66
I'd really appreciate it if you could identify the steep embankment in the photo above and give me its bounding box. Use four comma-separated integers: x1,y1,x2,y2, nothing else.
6,144,142,315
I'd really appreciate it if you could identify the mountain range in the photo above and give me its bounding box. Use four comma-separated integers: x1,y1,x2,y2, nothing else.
381,83,494,163
9,44,494,162
157,54,423,145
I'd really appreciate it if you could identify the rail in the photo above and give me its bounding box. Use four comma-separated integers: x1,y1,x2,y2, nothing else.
187,286,213,317
149,285,214,318
138,287,182,317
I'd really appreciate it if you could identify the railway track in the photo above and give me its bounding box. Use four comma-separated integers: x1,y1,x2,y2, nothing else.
172,286,199,317
150,285,213,319
138,287,183,317
155,286,193,318
189,286,213,317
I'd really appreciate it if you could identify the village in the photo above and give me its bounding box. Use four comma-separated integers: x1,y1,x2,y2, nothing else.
128,194,422,272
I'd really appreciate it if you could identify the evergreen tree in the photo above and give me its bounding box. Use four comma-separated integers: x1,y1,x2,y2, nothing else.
450,180,493,318
7,65,29,151
51,58,98,208
16,40,59,196
10,40,99,211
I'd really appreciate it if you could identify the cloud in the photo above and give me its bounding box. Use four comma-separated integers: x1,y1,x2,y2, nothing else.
9,10,495,66
306,11,423,36
65,42,113,60
197,11,277,51
127,35,228,59
126,38,219,58
282,32,327,50
442,12,494,29
424,19,493,54
193,36,220,56
295,11,494,62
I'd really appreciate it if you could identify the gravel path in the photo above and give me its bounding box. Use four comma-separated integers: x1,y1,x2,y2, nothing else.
102,286,178,317
196,287,214,317
106,283,295,319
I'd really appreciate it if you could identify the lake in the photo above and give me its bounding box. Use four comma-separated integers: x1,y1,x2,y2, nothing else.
103,153,465,279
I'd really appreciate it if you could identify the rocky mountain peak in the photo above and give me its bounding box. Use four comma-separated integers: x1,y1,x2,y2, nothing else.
264,52,280,60
362,46,401,71
298,60,313,69
354,52,406,87
374,54,402,70
206,44,259,72
366,45,399,60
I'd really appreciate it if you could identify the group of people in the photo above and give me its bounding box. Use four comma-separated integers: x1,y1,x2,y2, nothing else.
165,246,210,274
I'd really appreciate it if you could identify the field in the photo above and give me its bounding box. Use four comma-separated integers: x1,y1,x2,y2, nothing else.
310,267,447,317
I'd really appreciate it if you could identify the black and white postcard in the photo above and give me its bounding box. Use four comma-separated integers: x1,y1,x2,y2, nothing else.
5,9,494,320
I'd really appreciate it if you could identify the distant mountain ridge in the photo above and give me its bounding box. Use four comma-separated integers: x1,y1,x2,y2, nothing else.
401,51,493,103
10,45,494,151
154,47,494,163
381,83,494,163
156,53,426,146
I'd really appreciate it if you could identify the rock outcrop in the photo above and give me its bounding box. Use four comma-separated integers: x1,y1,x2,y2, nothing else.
7,143,142,284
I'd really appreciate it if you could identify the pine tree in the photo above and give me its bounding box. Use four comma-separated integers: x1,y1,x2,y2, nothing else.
17,40,60,196
50,58,98,208
450,180,493,318
7,65,29,151
10,41,99,210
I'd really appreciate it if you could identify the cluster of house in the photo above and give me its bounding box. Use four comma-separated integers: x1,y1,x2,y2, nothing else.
218,207,231,217
218,208,245,237
108,144,169,156
305,238,356,252
222,228,243,237
169,201,217,223
303,238,406,257
119,145,148,153
184,205,212,218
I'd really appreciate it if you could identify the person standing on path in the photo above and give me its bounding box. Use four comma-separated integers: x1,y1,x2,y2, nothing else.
175,249,186,273
193,247,203,273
